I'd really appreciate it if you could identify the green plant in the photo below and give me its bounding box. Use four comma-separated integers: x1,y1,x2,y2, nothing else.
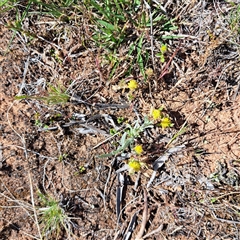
210,198,217,204
84,0,177,78
2,0,75,48
15,84,70,105
99,117,153,158
58,153,68,162
228,3,240,35
38,192,73,239
85,0,129,50
74,166,86,175
50,49,63,63
166,122,187,147
156,44,168,63
0,0,14,9
117,116,125,124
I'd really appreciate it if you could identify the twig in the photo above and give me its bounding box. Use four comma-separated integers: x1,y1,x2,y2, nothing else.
124,211,138,240
3,144,57,160
18,56,30,96
28,171,43,240
92,127,125,150
135,189,148,240
233,75,240,100
116,173,125,224
115,196,140,236
158,47,180,80
103,165,113,211
134,172,141,191
142,225,165,239
0,143,3,169
211,211,240,225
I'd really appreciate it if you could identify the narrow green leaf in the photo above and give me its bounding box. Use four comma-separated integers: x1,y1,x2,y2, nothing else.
97,20,116,31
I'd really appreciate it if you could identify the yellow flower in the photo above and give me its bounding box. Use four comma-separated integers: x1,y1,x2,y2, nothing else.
160,117,172,128
134,145,143,155
127,80,138,91
151,109,162,120
128,159,142,174
160,44,167,54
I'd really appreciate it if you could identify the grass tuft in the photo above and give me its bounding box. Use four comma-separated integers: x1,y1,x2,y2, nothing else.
15,84,69,105
38,192,73,239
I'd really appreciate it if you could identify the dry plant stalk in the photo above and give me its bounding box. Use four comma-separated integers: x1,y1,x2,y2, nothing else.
135,188,148,240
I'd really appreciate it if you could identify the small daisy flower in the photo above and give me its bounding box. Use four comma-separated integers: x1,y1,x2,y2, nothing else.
160,117,172,128
151,109,162,120
128,159,143,174
160,44,167,54
116,159,146,175
134,145,143,155
127,80,138,91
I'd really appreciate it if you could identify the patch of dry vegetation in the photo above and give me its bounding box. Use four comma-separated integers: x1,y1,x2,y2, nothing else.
0,0,240,239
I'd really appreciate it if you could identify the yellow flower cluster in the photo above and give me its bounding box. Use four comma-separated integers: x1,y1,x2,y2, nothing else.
127,158,143,174
152,109,162,120
127,79,138,91
160,117,172,128
151,107,173,129
160,44,167,54
134,145,143,155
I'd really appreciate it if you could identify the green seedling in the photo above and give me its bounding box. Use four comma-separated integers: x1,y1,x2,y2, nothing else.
110,128,117,135
156,44,168,63
50,49,63,63
99,117,153,158
117,117,125,124
166,122,187,147
209,173,220,183
74,166,86,175
79,166,86,173
35,119,42,127
15,84,69,105
210,198,217,204
58,153,68,162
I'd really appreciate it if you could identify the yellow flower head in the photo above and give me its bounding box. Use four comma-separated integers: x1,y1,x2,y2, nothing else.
127,80,138,91
160,44,167,54
160,117,172,128
128,159,142,174
134,145,143,155
151,109,162,120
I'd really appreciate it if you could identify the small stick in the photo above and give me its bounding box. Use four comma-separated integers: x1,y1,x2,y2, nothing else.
0,144,3,169
135,189,148,240
28,171,42,240
142,225,164,239
158,47,180,80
